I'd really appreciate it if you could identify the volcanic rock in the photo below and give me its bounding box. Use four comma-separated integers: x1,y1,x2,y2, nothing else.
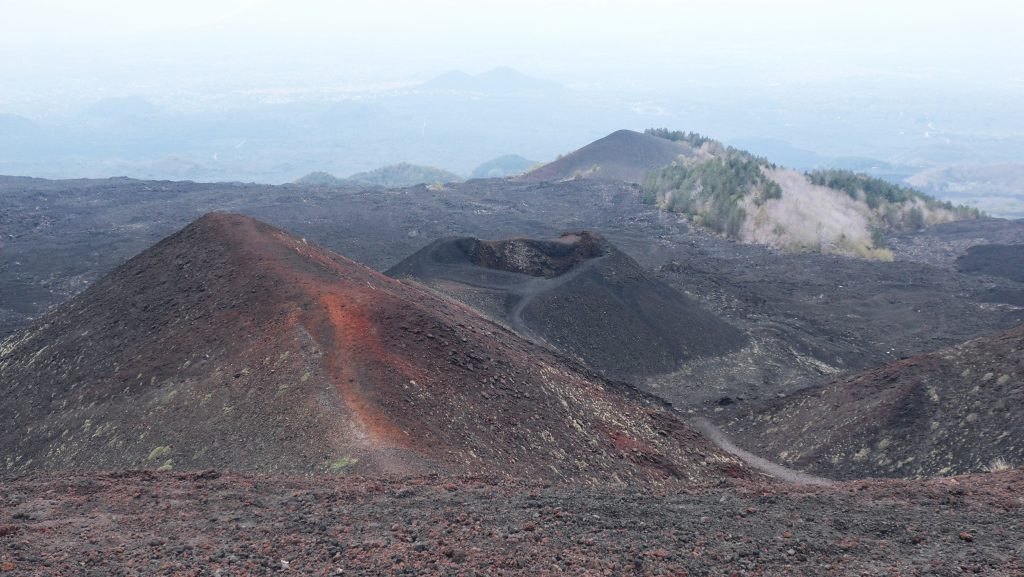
519,129,691,183
0,213,743,484
722,324,1024,479
387,231,746,380
956,243,1024,282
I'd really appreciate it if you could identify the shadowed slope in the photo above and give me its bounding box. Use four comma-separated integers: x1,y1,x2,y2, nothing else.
723,324,1024,479
387,231,747,380
957,244,1024,282
0,214,745,485
520,129,690,183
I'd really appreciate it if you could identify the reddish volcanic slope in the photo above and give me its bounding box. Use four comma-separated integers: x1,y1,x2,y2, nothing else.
0,213,744,484
723,324,1024,480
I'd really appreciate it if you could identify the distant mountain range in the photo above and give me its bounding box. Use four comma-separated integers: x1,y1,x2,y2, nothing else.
297,154,541,187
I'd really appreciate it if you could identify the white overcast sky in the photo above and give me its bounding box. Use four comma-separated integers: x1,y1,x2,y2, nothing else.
2,0,1022,108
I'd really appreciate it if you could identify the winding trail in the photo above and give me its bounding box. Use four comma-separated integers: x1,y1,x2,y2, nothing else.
414,244,608,341
689,417,835,486
504,255,603,338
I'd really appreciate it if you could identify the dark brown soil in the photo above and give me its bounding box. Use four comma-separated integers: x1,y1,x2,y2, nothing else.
387,231,746,380
720,324,1024,479
0,213,745,485
519,129,690,183
1,469,1021,576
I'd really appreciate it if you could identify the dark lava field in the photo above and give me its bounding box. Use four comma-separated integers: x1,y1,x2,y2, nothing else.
3,175,1023,410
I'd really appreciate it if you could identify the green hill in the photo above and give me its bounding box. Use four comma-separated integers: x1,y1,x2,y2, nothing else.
471,155,538,178
641,129,980,259
294,171,347,186
348,163,462,188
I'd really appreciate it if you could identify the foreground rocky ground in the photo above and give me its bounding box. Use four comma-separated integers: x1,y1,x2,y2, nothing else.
1,470,1021,576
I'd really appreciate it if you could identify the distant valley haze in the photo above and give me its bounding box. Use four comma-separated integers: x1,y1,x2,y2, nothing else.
1,0,1022,216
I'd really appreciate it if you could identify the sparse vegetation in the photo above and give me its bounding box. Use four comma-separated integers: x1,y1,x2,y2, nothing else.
148,445,172,461
807,169,980,222
294,171,347,186
986,457,1012,472
471,155,539,178
644,128,715,149
327,456,358,472
640,132,981,258
297,164,465,188
348,163,462,188
643,156,780,238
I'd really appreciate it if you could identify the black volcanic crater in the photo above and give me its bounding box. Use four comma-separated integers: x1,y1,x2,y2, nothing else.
388,231,747,380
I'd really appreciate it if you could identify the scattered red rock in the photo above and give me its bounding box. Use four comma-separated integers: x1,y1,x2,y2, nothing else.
1,469,1021,576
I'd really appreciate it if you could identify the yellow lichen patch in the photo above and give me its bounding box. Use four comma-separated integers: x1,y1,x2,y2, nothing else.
853,447,870,460
148,445,172,461
997,374,1011,386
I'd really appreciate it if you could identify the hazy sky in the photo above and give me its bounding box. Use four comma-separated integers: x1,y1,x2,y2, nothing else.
2,0,1023,113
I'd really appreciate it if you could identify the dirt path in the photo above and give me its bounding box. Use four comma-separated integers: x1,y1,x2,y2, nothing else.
415,249,606,342
505,255,603,338
689,417,835,486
